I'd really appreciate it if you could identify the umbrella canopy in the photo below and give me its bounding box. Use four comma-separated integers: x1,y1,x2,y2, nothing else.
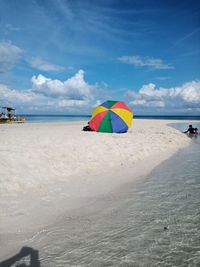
89,100,133,133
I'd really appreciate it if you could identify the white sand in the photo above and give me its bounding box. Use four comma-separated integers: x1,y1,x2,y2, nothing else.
0,119,191,259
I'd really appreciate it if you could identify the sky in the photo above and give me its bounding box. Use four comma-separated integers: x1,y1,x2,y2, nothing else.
0,0,200,115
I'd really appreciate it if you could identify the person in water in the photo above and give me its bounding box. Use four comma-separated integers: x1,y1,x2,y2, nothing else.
183,125,198,134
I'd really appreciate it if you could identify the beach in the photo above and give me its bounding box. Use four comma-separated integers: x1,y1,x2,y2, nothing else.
0,119,192,262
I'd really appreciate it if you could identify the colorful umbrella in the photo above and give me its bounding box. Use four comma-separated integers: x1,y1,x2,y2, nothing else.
89,100,133,133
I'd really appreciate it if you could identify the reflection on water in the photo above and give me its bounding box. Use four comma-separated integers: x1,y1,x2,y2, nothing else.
26,123,200,266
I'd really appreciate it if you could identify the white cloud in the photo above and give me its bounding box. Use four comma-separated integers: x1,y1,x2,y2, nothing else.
131,99,165,108
58,99,89,108
169,81,200,103
29,57,65,72
0,83,92,113
127,81,200,111
118,55,173,70
0,70,96,113
0,84,36,103
0,41,23,73
1,67,199,114
139,83,168,97
32,70,95,100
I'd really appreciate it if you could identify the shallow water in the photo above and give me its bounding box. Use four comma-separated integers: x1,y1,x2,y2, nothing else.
1,123,200,267
23,123,198,267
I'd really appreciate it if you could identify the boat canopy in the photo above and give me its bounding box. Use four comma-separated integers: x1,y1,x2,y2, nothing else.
2,107,15,111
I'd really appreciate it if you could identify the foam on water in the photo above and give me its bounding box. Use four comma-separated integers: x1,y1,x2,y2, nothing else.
24,123,199,266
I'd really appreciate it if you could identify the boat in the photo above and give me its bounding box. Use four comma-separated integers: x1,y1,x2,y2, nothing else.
0,107,26,123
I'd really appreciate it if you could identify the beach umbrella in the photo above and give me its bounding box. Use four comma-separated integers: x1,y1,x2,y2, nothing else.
89,100,133,133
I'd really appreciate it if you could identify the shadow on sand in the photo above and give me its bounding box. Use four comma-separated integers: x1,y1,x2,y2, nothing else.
0,247,40,267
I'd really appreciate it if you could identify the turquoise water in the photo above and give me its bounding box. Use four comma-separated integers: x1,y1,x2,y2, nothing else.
22,115,90,123
21,115,200,123
24,123,199,266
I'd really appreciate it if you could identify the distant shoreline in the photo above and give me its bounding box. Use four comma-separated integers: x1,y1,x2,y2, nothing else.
17,114,200,123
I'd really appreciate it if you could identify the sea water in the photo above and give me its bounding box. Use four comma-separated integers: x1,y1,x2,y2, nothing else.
20,115,200,123
22,115,90,123
1,123,200,267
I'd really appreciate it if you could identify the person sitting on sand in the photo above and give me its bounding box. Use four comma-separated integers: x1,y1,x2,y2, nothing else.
82,122,93,131
183,125,196,134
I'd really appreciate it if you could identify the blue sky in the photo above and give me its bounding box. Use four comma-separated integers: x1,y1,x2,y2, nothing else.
0,0,199,114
